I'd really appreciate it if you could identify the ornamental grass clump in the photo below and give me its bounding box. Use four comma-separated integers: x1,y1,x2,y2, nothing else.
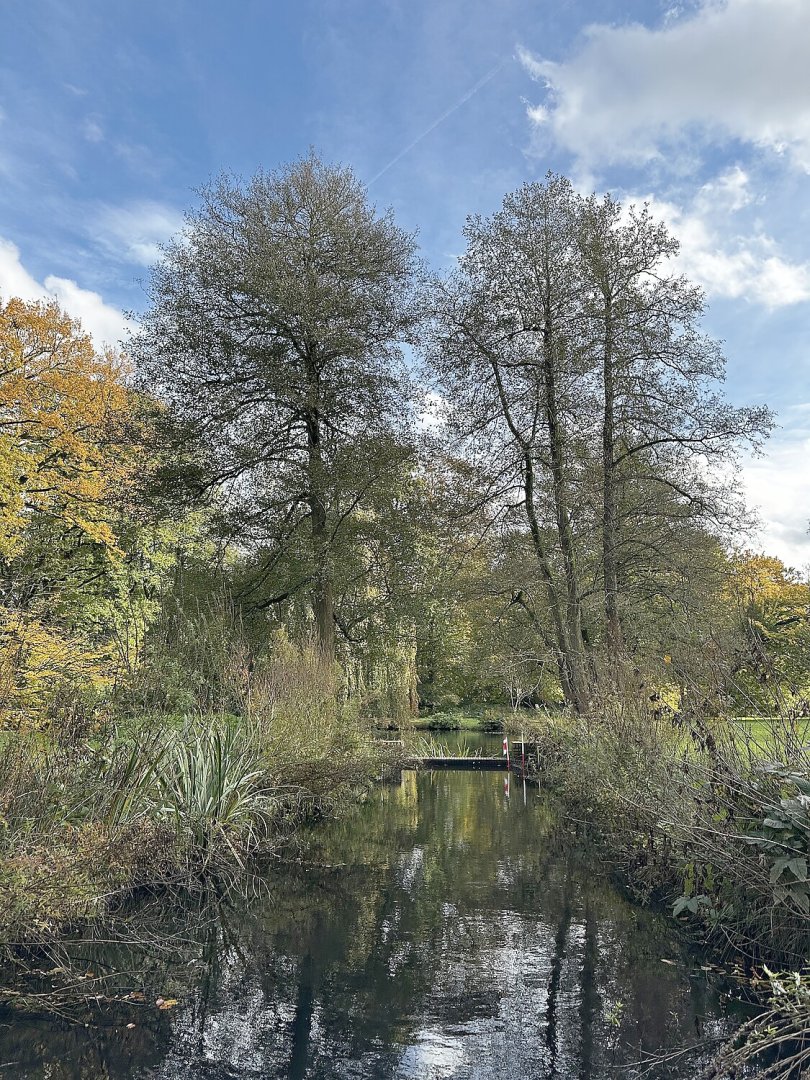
152,719,277,860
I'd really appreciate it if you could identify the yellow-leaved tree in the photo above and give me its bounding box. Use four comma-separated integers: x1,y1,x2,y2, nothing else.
0,296,136,726
727,552,810,705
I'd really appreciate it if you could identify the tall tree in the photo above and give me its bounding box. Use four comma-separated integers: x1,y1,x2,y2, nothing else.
575,195,771,649
428,178,595,710
428,175,771,710
0,296,175,725
133,154,420,659
0,296,130,568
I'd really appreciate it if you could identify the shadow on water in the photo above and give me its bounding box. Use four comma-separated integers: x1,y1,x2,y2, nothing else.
0,764,746,1079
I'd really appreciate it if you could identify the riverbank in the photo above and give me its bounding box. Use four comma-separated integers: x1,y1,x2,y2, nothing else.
0,766,747,1079
508,698,810,1077
0,711,402,962
2,697,807,1077
410,704,508,732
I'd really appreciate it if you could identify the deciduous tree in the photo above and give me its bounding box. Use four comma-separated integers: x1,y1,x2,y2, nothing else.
0,296,156,724
134,153,420,660
428,175,771,709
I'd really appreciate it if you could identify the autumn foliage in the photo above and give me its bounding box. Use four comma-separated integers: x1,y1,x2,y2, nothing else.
0,297,136,726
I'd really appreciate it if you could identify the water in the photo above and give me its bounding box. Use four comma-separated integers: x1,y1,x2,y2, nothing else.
0,743,741,1079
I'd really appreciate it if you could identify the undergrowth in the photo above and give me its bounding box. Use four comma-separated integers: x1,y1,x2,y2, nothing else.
513,673,810,1078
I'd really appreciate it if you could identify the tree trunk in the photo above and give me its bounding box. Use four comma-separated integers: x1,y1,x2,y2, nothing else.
308,482,335,657
306,372,335,660
489,349,588,713
601,293,623,651
541,326,590,713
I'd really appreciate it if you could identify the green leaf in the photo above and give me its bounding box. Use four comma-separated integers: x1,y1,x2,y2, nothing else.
786,857,808,883
673,896,691,917
770,857,791,883
762,817,789,830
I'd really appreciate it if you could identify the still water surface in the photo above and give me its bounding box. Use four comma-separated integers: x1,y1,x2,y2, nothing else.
0,740,739,1078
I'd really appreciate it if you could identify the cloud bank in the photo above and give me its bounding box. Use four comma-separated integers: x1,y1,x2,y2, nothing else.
519,0,810,170
742,424,810,570
635,168,810,308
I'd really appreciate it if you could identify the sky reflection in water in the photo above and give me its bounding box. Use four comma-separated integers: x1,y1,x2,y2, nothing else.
0,751,740,1079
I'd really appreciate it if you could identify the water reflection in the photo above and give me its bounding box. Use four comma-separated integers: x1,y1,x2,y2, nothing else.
0,766,740,1079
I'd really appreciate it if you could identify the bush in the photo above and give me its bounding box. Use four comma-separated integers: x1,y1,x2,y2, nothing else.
151,719,277,859
516,682,810,962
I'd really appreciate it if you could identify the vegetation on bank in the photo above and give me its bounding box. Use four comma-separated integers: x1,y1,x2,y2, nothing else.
0,153,808,1074
0,643,399,956
509,685,809,1077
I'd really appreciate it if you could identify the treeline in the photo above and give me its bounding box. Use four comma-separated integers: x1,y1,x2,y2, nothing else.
0,153,808,731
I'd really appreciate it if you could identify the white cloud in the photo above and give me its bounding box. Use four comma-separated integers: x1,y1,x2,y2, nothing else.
742,429,810,569
95,200,183,266
519,0,810,170
0,238,43,303
0,236,131,348
44,276,131,349
630,169,810,308
695,165,752,213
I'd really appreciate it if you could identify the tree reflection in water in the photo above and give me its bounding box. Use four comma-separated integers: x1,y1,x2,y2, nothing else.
0,767,743,1079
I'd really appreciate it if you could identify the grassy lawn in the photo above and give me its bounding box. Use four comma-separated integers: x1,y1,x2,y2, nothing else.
412,704,510,732
723,716,810,754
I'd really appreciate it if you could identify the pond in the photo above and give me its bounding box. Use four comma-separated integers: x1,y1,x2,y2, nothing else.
0,738,743,1078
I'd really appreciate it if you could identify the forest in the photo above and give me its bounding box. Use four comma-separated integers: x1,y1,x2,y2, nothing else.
1,154,808,1077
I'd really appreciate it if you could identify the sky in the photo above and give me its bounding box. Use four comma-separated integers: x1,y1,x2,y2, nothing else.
1,0,809,566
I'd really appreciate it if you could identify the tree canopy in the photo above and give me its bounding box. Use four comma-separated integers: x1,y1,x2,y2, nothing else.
427,174,773,710
0,161,795,726
134,153,421,659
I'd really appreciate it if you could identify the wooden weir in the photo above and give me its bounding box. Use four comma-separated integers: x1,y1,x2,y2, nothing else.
403,741,539,778
404,755,507,771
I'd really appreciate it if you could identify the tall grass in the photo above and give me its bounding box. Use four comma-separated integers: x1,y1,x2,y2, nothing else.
410,735,484,758
0,586,391,959
518,681,810,961
518,672,810,1080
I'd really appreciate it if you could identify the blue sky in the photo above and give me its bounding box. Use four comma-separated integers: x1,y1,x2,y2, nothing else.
1,0,809,565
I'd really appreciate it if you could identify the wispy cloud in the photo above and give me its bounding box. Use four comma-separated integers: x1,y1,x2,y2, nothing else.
368,59,507,186
94,200,184,266
82,116,104,143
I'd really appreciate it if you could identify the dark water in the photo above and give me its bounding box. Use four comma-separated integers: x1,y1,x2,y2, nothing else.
0,745,742,1079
